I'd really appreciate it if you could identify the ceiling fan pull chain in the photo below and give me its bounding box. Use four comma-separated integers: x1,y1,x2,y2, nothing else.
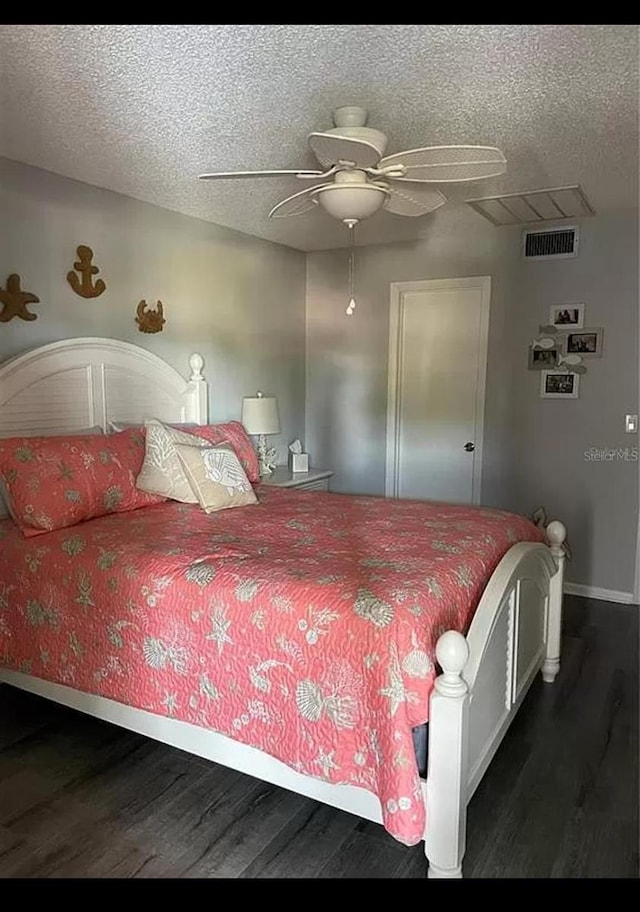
346,224,357,316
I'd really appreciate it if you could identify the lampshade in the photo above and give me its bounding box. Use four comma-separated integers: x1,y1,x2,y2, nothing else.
241,391,280,435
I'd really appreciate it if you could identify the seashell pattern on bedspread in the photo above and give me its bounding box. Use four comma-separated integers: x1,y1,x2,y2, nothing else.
0,486,544,845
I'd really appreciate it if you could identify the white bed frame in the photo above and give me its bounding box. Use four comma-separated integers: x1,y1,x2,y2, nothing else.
0,338,566,879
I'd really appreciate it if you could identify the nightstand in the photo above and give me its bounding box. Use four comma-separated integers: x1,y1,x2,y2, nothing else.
260,467,333,492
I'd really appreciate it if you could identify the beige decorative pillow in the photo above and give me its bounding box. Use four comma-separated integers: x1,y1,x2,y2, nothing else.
136,419,210,502
174,443,258,514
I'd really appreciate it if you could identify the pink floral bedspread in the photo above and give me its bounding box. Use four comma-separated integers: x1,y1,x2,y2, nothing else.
0,487,543,844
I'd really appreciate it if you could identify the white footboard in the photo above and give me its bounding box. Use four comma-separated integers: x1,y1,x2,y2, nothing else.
425,521,566,878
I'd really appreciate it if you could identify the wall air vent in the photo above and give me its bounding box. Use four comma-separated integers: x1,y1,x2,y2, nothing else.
466,184,594,227
522,226,578,260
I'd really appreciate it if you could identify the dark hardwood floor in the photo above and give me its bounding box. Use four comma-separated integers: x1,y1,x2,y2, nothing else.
0,595,637,878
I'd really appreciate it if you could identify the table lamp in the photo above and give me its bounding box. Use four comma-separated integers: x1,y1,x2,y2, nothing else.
241,391,280,477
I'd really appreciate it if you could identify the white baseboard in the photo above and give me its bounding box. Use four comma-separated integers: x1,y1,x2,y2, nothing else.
564,582,636,605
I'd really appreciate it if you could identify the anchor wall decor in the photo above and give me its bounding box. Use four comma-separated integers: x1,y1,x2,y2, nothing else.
0,274,40,322
66,245,106,298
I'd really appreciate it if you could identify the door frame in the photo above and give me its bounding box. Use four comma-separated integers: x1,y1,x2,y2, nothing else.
385,276,491,504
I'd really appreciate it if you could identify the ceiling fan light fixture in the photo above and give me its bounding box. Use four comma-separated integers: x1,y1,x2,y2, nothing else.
314,170,388,223
317,184,387,222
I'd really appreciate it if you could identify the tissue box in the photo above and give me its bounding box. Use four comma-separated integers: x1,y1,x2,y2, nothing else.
289,452,309,473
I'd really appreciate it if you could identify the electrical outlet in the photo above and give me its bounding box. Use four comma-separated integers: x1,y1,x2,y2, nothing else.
625,414,638,434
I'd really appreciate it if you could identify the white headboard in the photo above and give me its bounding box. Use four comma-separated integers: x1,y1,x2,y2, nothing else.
0,337,208,436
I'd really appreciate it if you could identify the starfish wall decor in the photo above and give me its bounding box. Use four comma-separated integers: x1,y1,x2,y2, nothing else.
0,274,40,322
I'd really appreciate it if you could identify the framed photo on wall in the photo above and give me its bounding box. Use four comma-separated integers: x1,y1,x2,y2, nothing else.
528,346,559,370
549,303,584,329
540,370,580,399
564,327,604,358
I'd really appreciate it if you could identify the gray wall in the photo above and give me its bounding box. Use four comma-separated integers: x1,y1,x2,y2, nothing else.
305,209,639,595
512,212,638,595
0,158,306,464
305,209,523,509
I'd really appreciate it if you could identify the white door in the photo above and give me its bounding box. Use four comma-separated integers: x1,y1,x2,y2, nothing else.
385,276,490,504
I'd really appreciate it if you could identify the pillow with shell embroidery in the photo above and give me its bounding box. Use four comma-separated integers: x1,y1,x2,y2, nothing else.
136,418,261,500
136,419,216,502
0,428,165,538
129,418,260,486
174,443,258,513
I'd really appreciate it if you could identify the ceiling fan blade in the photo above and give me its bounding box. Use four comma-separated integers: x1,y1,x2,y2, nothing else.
380,146,507,183
198,169,325,181
383,183,448,217
268,184,327,219
308,133,381,170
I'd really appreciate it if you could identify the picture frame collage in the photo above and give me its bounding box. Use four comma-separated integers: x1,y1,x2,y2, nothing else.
529,303,604,399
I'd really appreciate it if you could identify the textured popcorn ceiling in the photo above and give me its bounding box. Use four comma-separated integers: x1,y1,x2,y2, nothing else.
0,24,637,251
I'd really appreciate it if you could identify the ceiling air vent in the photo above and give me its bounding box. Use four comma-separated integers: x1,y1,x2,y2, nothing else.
523,226,578,260
466,185,594,226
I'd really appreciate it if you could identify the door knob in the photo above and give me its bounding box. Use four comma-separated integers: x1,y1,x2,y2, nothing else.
464,442,475,452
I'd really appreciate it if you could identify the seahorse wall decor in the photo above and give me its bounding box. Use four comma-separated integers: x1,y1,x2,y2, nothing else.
136,300,166,334
0,274,40,322
67,245,106,298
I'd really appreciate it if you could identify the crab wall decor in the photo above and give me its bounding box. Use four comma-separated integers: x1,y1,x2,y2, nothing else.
135,300,166,334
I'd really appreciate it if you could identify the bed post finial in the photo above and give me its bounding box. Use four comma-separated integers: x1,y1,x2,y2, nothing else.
425,630,470,879
189,353,204,381
187,353,207,425
546,520,566,556
435,631,470,697
542,519,567,684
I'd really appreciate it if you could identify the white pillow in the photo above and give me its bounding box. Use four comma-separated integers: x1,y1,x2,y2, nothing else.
109,420,197,433
136,418,210,503
108,421,139,432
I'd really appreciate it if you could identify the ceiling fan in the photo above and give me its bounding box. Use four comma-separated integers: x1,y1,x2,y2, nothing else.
199,105,507,227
